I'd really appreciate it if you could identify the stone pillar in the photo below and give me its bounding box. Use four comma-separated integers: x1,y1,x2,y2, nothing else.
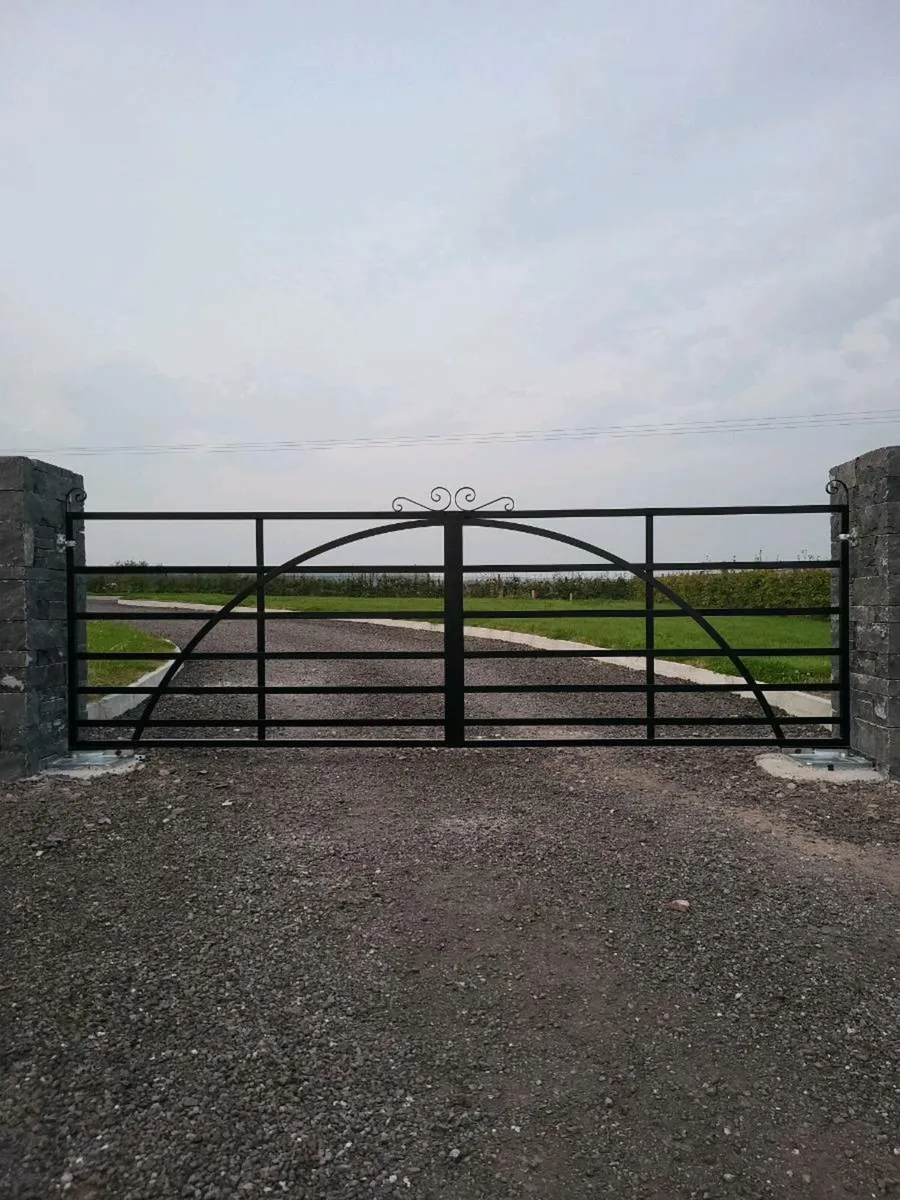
0,458,85,779
829,446,900,778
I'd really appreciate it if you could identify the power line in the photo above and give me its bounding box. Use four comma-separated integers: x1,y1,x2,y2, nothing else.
5,406,898,457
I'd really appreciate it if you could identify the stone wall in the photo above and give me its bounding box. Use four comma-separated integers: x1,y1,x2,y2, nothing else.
0,458,85,779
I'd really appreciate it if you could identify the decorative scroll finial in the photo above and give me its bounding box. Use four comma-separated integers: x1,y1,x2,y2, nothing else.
391,487,515,513
826,478,848,501
65,486,87,509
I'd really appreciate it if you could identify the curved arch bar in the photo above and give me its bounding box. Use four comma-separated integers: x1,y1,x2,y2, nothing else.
468,517,787,739
130,518,432,743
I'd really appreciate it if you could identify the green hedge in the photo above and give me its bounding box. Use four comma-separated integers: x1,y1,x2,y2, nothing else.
89,562,829,610
653,568,829,609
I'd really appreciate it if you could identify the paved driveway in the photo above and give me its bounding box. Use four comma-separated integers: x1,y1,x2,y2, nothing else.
2,614,898,1198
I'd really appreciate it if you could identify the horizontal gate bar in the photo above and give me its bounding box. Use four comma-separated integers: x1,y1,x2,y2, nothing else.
79,718,445,728
77,604,837,621
76,504,843,520
464,646,833,658
75,681,840,696
464,715,820,726
77,684,446,695
459,560,840,573
459,606,837,619
77,609,445,621
76,564,448,575
78,650,445,660
78,645,831,662
78,713,823,730
74,738,451,749
74,558,840,575
74,736,849,750
465,681,840,693
75,511,448,521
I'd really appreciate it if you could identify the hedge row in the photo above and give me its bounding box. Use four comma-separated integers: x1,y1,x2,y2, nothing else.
88,564,830,609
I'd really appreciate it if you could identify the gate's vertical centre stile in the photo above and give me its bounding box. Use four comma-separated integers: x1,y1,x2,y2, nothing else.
443,514,466,747
255,517,267,743
645,514,656,741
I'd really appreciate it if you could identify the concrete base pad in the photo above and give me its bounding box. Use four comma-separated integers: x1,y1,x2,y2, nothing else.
39,750,144,781
757,752,882,785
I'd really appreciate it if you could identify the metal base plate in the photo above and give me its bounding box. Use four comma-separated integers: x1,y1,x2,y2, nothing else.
41,749,141,778
784,748,873,772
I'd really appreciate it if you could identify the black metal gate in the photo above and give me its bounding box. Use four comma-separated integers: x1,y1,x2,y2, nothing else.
66,487,850,750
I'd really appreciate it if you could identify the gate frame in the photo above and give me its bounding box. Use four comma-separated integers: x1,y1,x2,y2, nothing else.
66,488,850,750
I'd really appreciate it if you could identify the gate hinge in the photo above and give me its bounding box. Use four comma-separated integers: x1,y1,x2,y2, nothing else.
56,534,77,551
836,528,858,545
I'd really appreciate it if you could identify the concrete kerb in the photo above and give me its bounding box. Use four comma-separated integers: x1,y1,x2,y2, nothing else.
84,650,182,722
115,599,833,724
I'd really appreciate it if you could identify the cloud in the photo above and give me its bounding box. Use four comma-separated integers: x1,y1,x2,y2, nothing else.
0,0,898,566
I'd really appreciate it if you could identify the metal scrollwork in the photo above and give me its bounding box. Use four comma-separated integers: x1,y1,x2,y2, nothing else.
65,486,87,509
391,487,515,513
392,486,452,512
826,478,848,502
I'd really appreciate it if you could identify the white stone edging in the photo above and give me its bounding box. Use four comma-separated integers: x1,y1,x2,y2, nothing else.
115,599,833,724
85,646,181,721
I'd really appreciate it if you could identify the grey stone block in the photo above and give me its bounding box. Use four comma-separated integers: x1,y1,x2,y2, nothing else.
856,505,900,538
848,576,900,606
849,671,890,698
0,458,33,493
0,580,25,622
851,536,900,574
851,719,886,764
833,445,900,776
0,751,29,781
848,621,900,654
0,457,84,777
0,621,27,652
0,520,29,571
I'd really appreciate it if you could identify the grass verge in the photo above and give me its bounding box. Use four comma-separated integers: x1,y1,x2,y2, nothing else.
103,594,832,685
86,621,176,689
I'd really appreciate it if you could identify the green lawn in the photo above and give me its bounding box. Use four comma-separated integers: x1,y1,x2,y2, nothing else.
86,621,176,689
104,593,832,685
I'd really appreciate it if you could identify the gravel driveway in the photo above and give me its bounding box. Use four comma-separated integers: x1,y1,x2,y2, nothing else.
2,608,899,1198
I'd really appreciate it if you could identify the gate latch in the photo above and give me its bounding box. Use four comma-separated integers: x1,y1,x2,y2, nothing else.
56,534,77,551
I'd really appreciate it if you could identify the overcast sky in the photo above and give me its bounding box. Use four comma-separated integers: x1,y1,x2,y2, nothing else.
1,0,899,567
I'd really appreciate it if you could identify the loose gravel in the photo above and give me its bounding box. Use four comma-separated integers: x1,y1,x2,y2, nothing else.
2,610,899,1199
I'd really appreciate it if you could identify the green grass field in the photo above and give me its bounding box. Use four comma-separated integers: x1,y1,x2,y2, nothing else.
108,593,832,685
86,621,175,689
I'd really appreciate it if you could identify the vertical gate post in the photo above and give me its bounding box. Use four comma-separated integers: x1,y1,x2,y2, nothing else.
644,514,656,740
0,457,85,779
830,445,900,777
443,515,465,746
255,518,267,742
